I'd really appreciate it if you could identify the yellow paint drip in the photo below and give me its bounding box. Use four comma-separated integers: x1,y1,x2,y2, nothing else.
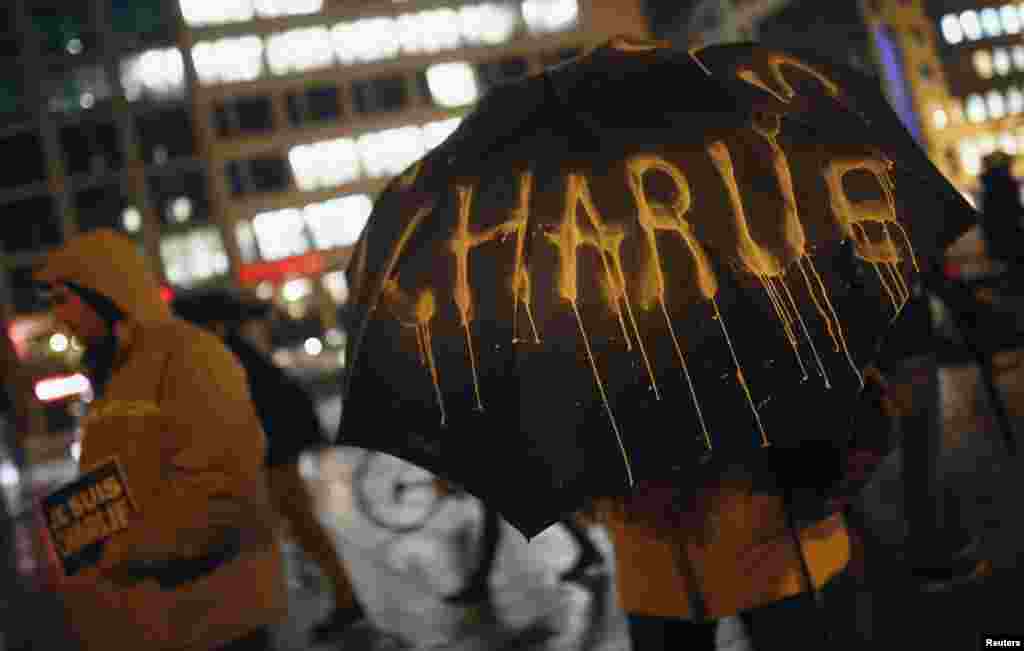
713,299,770,447
802,257,861,386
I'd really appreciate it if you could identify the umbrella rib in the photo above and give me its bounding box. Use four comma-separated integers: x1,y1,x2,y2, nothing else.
571,301,634,487
659,300,712,451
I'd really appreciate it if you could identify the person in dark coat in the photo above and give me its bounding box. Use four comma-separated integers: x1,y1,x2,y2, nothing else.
979,151,1024,271
173,290,365,644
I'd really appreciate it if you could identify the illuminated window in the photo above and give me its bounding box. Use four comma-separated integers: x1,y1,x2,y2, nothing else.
426,62,479,108
974,49,994,79
252,209,311,261
960,10,983,41
1013,45,1024,70
422,117,462,151
357,127,425,178
966,93,987,123
289,138,361,191
994,48,1012,75
179,0,254,27
522,0,578,33
932,107,948,129
160,227,229,287
121,48,185,102
253,0,322,18
1000,131,1018,154
940,14,963,44
1008,87,1024,114
981,7,1003,37
192,36,264,85
988,89,1006,119
1001,4,1022,33
303,194,373,249
959,141,980,176
266,27,334,76
396,9,462,55
459,3,520,45
332,18,399,63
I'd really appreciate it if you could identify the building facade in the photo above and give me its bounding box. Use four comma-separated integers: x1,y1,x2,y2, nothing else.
0,0,650,444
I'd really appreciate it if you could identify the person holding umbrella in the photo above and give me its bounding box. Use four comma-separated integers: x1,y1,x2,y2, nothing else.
172,289,366,644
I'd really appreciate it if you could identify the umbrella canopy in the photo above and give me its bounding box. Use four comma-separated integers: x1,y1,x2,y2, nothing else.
171,290,271,328
339,39,976,538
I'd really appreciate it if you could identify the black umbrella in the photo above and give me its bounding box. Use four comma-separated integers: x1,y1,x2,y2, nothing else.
338,39,976,538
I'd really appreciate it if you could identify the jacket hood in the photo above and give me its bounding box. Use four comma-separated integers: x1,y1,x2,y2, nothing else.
35,228,171,324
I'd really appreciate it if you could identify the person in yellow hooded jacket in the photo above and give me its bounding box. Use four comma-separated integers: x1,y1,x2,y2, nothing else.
35,229,287,651
600,368,898,649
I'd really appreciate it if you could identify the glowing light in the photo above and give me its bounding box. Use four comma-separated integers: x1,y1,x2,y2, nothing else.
982,7,1003,37
79,92,95,109
422,117,462,151
1013,45,1024,70
940,14,963,44
282,277,312,302
191,36,264,85
0,461,19,487
35,374,91,402
66,38,83,55
325,327,344,346
426,62,479,108
49,333,69,353
70,441,82,462
988,89,1006,119
256,282,274,300
966,93,987,123
323,272,349,304
170,197,192,223
122,206,142,232
1008,87,1024,114
994,48,1012,76
304,337,323,356
521,0,578,33
933,107,948,129
396,9,461,54
1001,5,1021,34
253,0,322,18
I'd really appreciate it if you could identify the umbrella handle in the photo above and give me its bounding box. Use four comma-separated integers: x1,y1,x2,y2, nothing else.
668,532,709,624
783,487,831,643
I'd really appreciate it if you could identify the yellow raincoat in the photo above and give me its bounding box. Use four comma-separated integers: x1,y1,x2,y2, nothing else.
37,229,286,650
602,468,850,620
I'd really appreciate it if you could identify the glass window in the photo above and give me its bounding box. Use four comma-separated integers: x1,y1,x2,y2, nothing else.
75,184,129,233
352,75,409,115
994,48,1012,75
332,18,399,64
303,194,373,249
521,0,579,34
974,49,994,79
1,197,62,255
59,120,123,177
179,0,254,27
1,132,47,190
422,117,462,151
396,9,462,55
266,26,334,76
981,7,1002,37
121,48,186,103
357,126,425,178
253,0,321,18
940,14,963,44
987,89,1006,119
135,106,195,164
966,93,987,123
458,3,520,46
160,226,229,287
960,11,982,41
191,36,264,85
425,62,480,108
247,156,291,193
288,138,361,191
1013,45,1024,70
1001,4,1022,34
252,208,311,260
214,95,274,137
